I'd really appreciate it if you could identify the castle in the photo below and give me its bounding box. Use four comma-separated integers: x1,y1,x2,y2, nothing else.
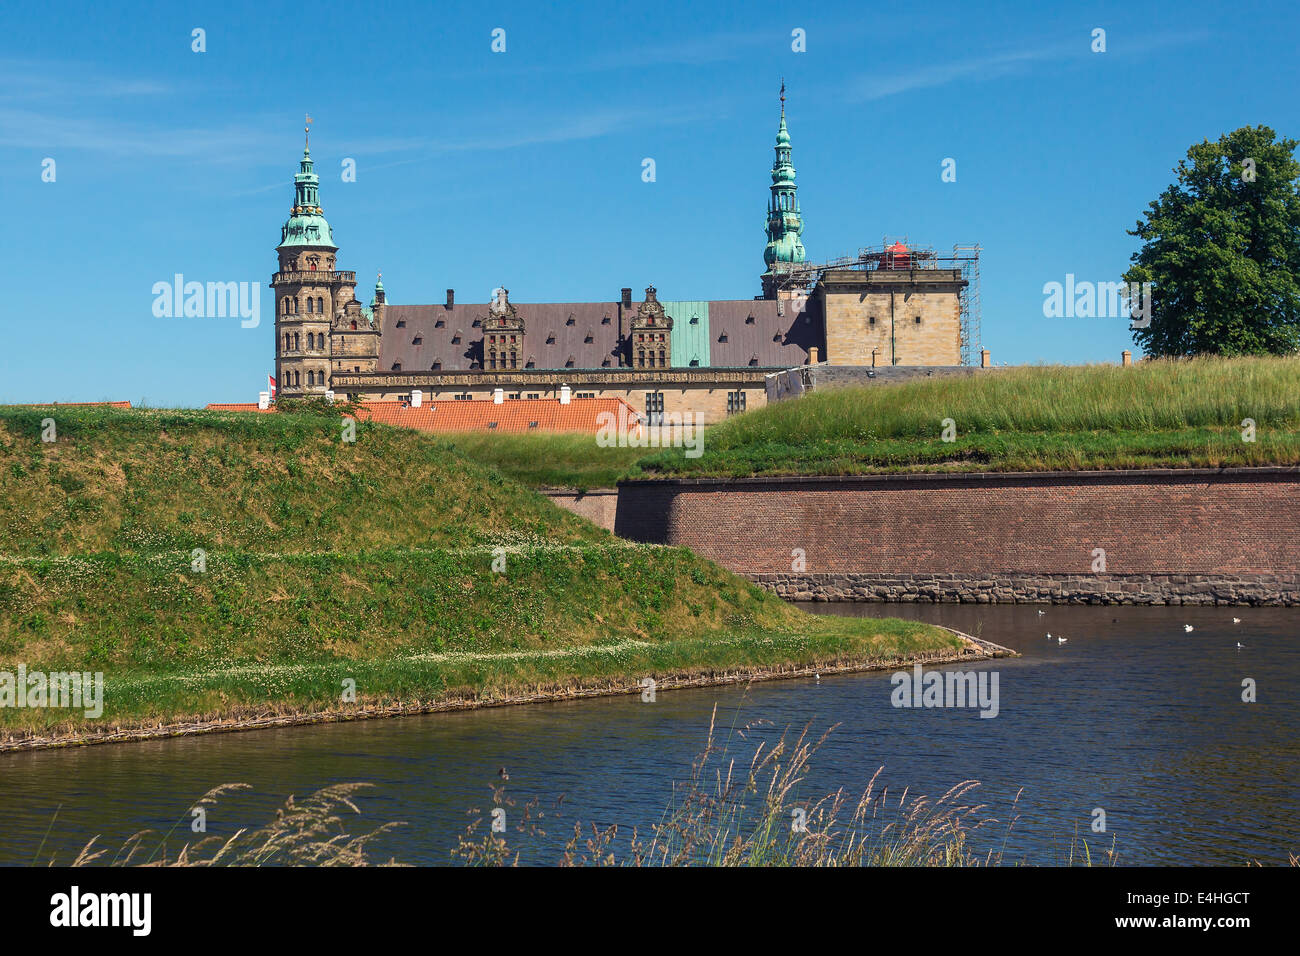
272,92,976,424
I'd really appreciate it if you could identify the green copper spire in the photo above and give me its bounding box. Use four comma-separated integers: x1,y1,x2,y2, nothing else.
762,81,805,277
277,115,337,251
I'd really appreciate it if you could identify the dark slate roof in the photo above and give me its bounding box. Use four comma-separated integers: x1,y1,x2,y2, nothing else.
707,300,822,368
381,302,622,371
380,297,823,371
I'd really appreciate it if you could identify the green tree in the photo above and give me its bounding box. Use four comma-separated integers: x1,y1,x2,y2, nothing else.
1124,126,1300,356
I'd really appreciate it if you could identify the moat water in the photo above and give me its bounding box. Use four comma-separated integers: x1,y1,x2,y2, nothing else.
0,604,1295,865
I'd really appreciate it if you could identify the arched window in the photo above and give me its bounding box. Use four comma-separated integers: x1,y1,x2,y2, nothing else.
282,297,290,315
307,297,314,313
350,320,357,330
638,349,645,368
284,332,290,351
317,297,324,313
293,297,299,314
489,350,496,370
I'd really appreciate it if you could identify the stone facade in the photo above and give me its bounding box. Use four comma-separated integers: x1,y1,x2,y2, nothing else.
819,267,965,367
747,572,1300,606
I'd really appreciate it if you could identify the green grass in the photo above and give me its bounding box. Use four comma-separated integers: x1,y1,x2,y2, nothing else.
0,405,960,740
434,431,646,490
637,356,1300,478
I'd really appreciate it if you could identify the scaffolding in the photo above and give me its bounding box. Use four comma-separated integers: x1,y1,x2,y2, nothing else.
767,238,983,365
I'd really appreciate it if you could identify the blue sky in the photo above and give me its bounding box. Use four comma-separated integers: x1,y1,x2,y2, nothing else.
2,0,1297,406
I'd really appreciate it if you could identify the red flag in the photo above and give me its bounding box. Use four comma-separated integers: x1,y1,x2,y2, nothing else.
268,374,277,398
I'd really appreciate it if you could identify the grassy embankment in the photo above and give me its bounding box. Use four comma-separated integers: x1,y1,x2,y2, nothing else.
0,405,961,742
435,357,1300,487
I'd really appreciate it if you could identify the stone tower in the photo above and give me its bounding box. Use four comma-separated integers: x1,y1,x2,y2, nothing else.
330,273,383,385
272,118,358,397
484,287,524,370
760,82,806,299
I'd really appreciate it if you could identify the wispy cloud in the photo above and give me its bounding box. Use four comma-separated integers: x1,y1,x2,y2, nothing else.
848,30,1208,102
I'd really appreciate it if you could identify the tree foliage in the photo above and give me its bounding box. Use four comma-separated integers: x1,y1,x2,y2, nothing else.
1124,126,1300,356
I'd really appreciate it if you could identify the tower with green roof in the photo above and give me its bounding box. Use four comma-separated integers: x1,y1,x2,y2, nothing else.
272,117,368,397
760,82,807,299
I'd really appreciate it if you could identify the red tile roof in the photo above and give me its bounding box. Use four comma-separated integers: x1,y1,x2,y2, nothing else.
350,397,641,434
205,402,273,413
204,397,641,434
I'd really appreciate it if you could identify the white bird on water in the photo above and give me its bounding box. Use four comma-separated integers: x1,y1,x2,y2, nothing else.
1233,617,1242,624
1184,625,1195,633
1037,610,1046,617
1046,632,1052,640
1057,636,1068,644
1236,642,1245,649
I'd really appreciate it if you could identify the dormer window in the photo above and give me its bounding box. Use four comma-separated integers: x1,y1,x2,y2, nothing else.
412,336,422,345
396,320,406,328
584,332,593,343
566,315,576,326
718,331,728,342
391,362,402,371
745,314,756,324
432,361,442,370
690,315,699,324
546,333,555,344
601,315,611,325
435,319,445,328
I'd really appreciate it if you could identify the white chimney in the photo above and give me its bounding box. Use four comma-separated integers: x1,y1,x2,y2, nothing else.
324,389,335,404
493,387,504,404
257,391,270,410
410,389,423,407
559,384,571,405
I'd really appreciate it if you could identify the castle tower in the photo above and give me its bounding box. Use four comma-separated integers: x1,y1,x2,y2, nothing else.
483,287,524,370
761,82,806,299
272,116,358,397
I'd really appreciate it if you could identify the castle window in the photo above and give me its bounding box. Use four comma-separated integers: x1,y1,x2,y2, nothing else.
546,333,555,344
915,316,922,324
869,317,876,326
435,319,445,328
565,356,575,368
396,320,406,328
509,352,517,369
690,315,699,324
749,356,759,366
488,422,498,429
282,298,290,315
528,422,539,429
472,319,481,327
727,390,747,415
307,298,314,313
351,320,357,330
601,315,611,325
718,331,728,342
432,361,442,370
637,349,645,368
601,358,611,367
645,391,664,426
658,349,666,367
690,358,699,367
745,315,755,324
412,336,422,345
566,315,575,325
284,332,291,351
584,333,593,343
526,359,535,368
391,362,402,371
317,297,323,313
773,332,782,342
293,333,300,350
452,333,461,344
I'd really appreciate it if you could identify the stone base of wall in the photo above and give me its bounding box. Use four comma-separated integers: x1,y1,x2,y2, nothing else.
542,488,618,532
746,572,1300,606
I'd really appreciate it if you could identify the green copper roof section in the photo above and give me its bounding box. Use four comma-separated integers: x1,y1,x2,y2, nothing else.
762,86,805,273
661,301,710,368
277,142,338,251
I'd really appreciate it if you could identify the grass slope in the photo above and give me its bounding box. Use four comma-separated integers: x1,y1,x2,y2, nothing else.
637,356,1300,478
0,406,958,739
